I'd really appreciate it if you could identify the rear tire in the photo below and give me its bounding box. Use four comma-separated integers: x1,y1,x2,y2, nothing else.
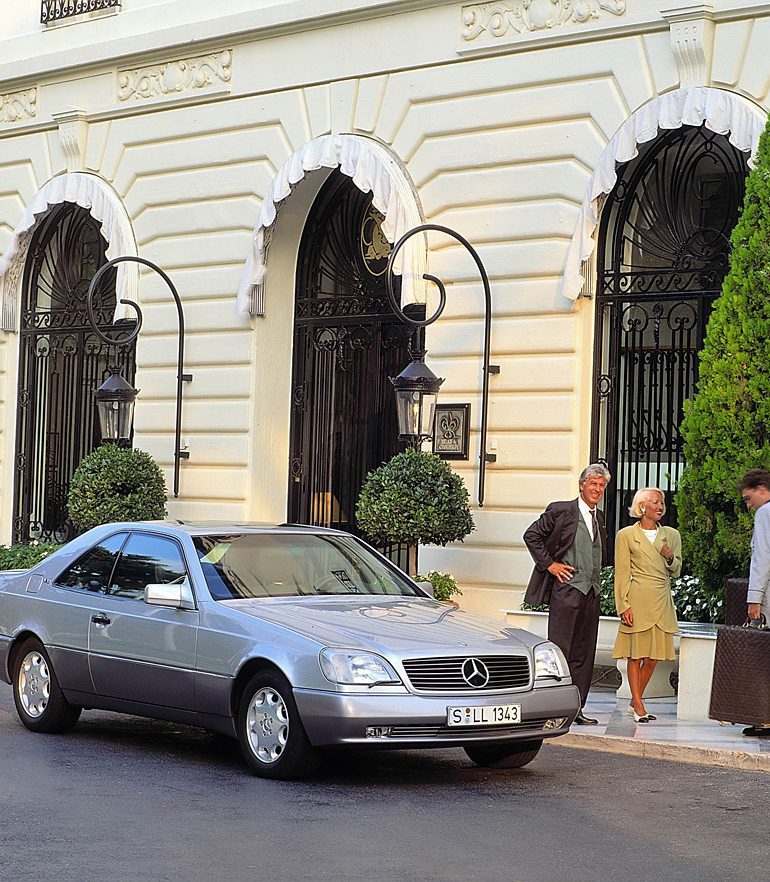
237,670,320,780
464,739,543,769
12,638,81,734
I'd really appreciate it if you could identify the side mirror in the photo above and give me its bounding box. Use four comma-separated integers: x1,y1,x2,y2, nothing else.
417,580,435,598
144,580,195,610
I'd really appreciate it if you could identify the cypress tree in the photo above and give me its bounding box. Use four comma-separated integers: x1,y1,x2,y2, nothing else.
676,113,770,597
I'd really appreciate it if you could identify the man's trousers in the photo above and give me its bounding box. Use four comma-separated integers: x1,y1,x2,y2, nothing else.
547,582,600,707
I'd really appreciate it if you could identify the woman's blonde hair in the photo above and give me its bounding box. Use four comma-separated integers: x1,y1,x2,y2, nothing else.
628,487,666,519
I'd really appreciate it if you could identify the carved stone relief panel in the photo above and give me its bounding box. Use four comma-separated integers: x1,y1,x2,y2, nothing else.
117,49,232,102
1,89,37,125
461,1,627,47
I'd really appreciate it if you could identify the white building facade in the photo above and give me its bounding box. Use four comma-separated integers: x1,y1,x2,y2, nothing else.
0,0,767,616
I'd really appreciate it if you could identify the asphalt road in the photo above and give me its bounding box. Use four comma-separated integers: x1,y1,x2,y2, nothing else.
0,685,766,882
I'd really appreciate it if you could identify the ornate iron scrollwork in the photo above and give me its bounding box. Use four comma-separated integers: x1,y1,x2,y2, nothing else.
591,125,748,544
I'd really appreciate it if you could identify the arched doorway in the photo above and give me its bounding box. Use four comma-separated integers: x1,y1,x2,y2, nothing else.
288,171,413,534
13,202,137,544
591,124,749,541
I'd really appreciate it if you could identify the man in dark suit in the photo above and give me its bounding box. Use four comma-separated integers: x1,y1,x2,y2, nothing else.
523,464,610,724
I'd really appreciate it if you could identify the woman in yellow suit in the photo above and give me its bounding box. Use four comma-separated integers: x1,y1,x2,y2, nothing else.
613,487,681,723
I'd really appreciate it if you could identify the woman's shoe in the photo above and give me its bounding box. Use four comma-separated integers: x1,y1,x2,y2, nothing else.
632,710,650,723
628,703,656,721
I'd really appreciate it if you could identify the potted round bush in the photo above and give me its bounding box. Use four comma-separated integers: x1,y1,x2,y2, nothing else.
68,444,167,531
356,448,475,576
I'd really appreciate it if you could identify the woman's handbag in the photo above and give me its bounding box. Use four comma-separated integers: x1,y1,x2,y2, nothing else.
708,616,770,726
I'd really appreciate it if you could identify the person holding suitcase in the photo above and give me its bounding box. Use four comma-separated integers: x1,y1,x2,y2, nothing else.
738,468,770,736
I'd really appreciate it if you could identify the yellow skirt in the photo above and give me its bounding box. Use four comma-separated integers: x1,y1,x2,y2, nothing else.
612,625,675,661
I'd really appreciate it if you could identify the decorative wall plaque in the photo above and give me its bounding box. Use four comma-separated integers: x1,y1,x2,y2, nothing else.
117,49,232,102
461,0,627,44
433,404,471,460
360,206,392,276
1,89,37,124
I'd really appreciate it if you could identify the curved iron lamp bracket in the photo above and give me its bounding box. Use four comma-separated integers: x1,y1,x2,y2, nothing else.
385,224,497,507
86,255,192,498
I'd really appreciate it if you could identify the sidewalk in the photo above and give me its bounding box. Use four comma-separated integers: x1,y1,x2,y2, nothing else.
549,688,770,772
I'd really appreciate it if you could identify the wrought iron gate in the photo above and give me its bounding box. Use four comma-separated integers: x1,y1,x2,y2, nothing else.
591,125,749,542
289,172,412,542
13,203,136,544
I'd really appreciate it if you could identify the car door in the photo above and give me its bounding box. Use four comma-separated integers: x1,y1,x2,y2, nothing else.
87,531,199,710
47,532,130,696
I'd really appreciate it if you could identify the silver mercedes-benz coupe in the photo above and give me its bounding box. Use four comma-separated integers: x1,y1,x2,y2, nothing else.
0,522,580,779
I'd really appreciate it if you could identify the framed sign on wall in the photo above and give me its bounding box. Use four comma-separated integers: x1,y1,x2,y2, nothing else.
432,404,470,460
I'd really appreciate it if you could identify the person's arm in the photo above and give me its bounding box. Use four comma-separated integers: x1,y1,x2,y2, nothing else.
614,531,632,624
660,529,682,579
523,506,559,572
748,506,770,615
523,506,575,583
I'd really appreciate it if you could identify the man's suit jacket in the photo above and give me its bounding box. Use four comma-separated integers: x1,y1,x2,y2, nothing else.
522,498,608,607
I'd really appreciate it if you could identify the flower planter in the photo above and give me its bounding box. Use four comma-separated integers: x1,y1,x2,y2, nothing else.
505,608,688,699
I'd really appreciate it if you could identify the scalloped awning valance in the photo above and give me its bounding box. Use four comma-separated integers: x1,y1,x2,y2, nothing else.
236,134,425,316
561,87,767,302
0,172,138,331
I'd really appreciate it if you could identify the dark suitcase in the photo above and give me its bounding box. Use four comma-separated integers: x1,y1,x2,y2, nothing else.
709,618,770,725
724,578,749,626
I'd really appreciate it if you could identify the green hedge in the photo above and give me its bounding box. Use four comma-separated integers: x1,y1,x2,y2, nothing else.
522,566,723,623
0,541,61,570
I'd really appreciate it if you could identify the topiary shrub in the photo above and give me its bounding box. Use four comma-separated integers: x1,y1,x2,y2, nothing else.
675,113,770,598
355,448,475,547
68,444,167,531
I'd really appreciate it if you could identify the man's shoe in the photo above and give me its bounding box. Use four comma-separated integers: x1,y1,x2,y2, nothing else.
742,725,770,736
574,712,598,725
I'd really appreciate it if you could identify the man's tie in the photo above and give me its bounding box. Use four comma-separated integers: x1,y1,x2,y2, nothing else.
590,508,598,540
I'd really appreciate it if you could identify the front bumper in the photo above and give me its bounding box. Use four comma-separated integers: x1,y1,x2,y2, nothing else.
294,684,581,747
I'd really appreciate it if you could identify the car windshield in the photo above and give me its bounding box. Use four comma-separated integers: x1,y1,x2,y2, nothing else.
192,533,425,600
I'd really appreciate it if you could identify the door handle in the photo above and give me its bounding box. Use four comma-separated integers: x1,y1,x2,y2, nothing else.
91,613,111,626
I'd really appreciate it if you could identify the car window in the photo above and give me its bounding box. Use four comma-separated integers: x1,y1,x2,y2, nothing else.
55,533,129,593
192,533,423,600
108,533,188,600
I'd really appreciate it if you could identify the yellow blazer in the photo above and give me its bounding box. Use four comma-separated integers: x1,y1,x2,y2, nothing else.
614,523,681,634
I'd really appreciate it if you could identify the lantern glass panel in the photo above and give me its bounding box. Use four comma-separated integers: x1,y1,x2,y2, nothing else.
97,399,134,442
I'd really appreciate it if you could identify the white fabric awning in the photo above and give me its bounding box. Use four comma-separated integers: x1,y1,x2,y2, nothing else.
236,134,425,316
561,87,767,301
0,172,138,330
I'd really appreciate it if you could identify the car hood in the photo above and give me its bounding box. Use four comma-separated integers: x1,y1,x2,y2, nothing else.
219,596,540,656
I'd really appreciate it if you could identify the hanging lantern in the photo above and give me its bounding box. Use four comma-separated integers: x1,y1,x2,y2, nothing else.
95,367,138,442
390,350,444,444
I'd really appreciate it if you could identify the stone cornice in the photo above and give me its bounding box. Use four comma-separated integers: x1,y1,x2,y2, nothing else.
0,1,769,109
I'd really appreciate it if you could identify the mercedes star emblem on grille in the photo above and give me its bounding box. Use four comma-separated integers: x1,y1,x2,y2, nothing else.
461,657,490,688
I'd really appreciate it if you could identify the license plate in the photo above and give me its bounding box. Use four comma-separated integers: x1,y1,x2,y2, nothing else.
446,703,522,727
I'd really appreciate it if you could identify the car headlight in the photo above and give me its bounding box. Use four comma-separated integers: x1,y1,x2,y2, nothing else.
534,642,569,682
320,649,401,686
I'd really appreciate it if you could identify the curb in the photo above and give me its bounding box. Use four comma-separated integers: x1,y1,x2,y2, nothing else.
548,732,770,772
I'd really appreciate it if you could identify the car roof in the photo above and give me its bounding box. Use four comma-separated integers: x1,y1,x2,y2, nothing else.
102,521,351,538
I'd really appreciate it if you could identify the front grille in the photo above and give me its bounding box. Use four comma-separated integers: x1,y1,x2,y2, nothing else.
402,655,530,692
388,718,552,739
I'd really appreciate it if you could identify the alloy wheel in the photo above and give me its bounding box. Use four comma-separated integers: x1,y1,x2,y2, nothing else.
18,651,51,718
245,686,289,764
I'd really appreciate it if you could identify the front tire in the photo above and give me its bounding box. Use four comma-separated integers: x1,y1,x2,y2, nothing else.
464,739,543,769
12,638,81,734
237,670,320,780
